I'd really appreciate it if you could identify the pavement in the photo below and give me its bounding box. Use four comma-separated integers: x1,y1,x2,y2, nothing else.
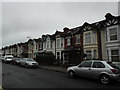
38,64,67,73
0,86,2,90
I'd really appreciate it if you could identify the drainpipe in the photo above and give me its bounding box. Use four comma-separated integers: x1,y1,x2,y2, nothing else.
55,38,56,61
81,32,84,61
97,29,102,60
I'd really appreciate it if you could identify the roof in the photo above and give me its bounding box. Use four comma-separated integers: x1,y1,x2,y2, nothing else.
42,34,55,42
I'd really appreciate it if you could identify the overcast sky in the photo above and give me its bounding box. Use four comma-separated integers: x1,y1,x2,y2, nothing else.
1,1,119,48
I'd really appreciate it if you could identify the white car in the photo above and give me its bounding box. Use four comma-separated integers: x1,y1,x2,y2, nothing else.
19,58,39,68
3,55,13,63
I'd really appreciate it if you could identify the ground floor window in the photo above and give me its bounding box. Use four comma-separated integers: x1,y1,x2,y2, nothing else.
93,50,97,59
85,49,97,60
111,49,119,62
85,50,92,60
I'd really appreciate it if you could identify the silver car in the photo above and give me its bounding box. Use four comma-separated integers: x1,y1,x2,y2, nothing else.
19,58,39,68
67,60,120,85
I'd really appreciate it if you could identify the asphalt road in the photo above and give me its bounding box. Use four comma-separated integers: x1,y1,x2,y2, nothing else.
2,61,120,88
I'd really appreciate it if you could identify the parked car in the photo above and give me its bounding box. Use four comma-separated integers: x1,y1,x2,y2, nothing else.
19,58,39,68
11,58,21,65
112,62,120,68
3,55,13,63
67,60,120,85
1,56,5,61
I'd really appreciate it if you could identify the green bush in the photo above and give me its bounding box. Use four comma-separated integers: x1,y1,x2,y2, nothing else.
35,52,55,65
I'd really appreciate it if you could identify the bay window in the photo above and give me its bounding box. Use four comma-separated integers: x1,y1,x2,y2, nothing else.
85,33,91,44
85,50,92,59
92,32,96,44
85,49,97,60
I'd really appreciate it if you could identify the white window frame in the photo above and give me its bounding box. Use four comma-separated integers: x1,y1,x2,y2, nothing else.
85,50,92,60
84,32,92,44
66,37,71,46
92,32,97,44
110,49,119,62
39,43,42,49
56,38,61,48
106,25,118,42
75,34,80,44
85,49,98,60
43,42,46,49
47,40,50,49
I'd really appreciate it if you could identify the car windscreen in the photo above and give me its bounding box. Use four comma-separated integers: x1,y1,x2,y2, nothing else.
16,58,21,61
7,57,13,59
26,58,34,61
107,62,120,70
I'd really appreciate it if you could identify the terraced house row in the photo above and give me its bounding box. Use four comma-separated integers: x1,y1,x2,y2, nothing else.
1,13,120,65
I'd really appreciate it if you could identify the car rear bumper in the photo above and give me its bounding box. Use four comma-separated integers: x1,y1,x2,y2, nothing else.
109,74,120,81
5,60,11,62
28,64,38,67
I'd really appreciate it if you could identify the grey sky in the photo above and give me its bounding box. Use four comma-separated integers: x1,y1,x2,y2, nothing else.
2,2,118,48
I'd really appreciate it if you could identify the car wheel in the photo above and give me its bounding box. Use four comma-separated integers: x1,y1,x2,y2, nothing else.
25,64,29,68
69,71,75,78
19,63,22,67
100,75,111,85
10,61,13,64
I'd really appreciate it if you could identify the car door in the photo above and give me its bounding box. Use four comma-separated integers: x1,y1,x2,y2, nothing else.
23,59,27,66
75,61,92,78
21,59,25,66
90,61,106,79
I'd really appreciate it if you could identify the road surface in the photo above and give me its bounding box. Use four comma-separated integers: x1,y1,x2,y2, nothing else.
2,61,120,88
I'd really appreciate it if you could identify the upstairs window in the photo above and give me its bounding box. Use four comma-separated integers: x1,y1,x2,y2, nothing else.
109,27,117,41
39,43,42,49
57,39,60,48
47,41,50,49
66,37,71,46
76,35,80,44
92,32,97,44
44,42,46,49
85,33,91,44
